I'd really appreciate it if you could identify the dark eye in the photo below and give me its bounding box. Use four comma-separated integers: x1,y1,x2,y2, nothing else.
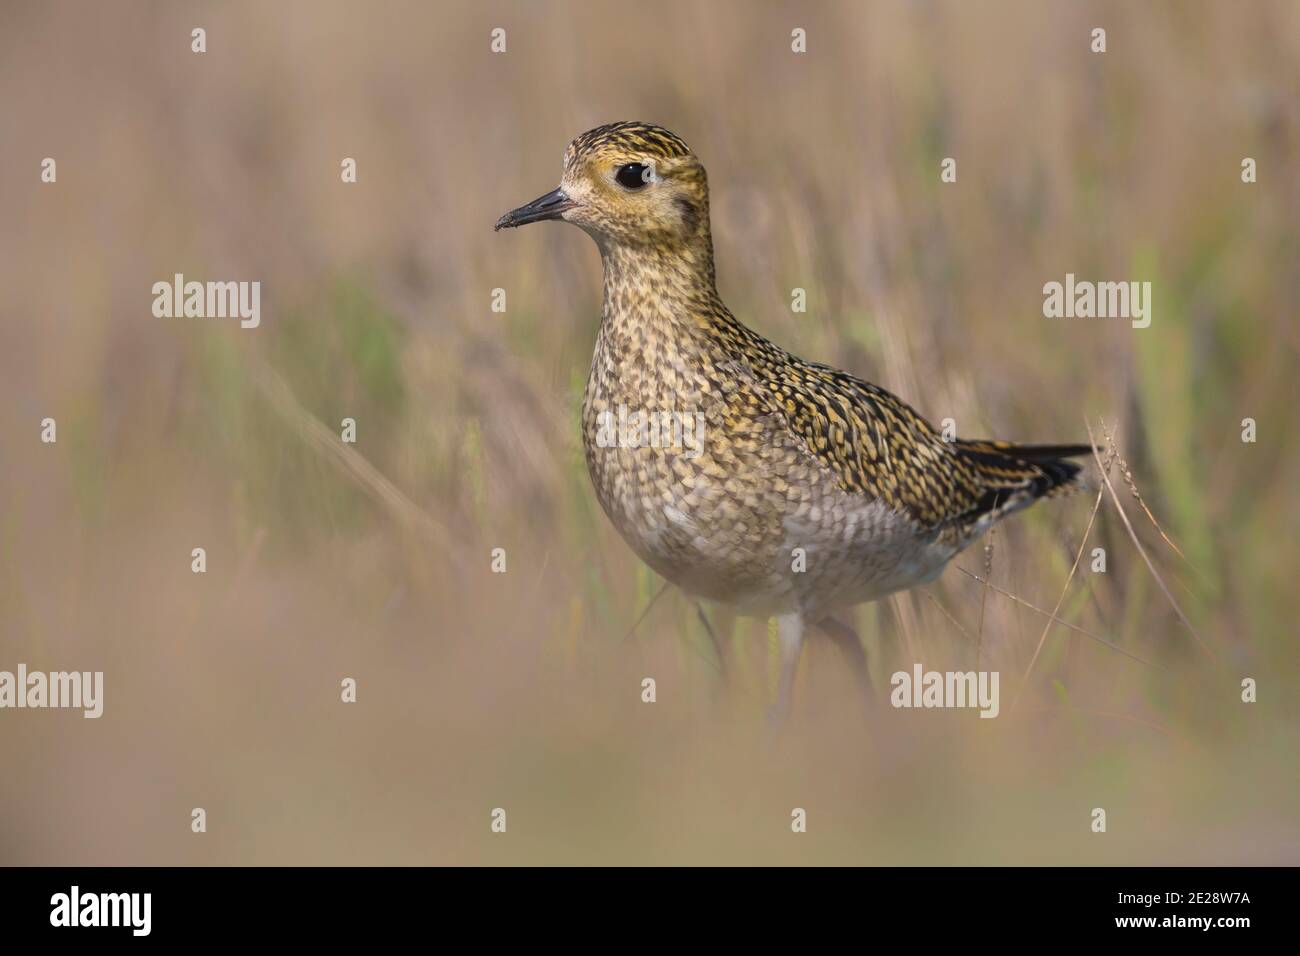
615,163,651,189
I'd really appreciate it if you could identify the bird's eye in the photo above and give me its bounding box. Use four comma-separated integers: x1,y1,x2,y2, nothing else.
615,163,651,189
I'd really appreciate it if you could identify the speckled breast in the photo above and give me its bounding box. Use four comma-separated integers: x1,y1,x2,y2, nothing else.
579,342,944,617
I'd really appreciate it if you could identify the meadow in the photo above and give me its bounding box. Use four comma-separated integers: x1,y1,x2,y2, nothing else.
0,0,1296,864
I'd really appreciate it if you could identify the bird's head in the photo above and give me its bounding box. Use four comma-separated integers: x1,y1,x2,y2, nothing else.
495,121,710,252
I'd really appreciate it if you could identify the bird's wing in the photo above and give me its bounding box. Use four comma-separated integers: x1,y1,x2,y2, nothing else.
739,352,1087,533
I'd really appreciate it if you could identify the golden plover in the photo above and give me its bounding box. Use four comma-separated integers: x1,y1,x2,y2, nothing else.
496,121,1089,715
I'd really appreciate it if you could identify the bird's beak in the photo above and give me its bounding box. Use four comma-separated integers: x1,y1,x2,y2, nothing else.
494,187,576,231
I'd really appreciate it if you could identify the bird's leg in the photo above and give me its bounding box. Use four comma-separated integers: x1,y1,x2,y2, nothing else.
770,612,805,722
694,602,728,678
815,615,874,705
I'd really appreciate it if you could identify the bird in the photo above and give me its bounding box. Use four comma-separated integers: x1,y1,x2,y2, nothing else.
496,121,1090,717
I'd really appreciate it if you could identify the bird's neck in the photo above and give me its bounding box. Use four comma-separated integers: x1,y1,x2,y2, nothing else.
596,234,740,349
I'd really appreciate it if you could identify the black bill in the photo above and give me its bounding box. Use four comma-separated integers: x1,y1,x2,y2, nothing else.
494,187,575,231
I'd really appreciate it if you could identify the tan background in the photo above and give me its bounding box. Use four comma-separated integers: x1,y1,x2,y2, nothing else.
0,0,1297,864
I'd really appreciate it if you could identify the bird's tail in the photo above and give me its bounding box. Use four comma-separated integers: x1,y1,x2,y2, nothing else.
949,440,1095,525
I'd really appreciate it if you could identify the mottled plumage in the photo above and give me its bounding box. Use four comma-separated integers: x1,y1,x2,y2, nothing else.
497,121,1089,714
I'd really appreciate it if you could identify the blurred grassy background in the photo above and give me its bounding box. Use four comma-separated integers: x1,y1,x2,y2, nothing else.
0,0,1297,864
